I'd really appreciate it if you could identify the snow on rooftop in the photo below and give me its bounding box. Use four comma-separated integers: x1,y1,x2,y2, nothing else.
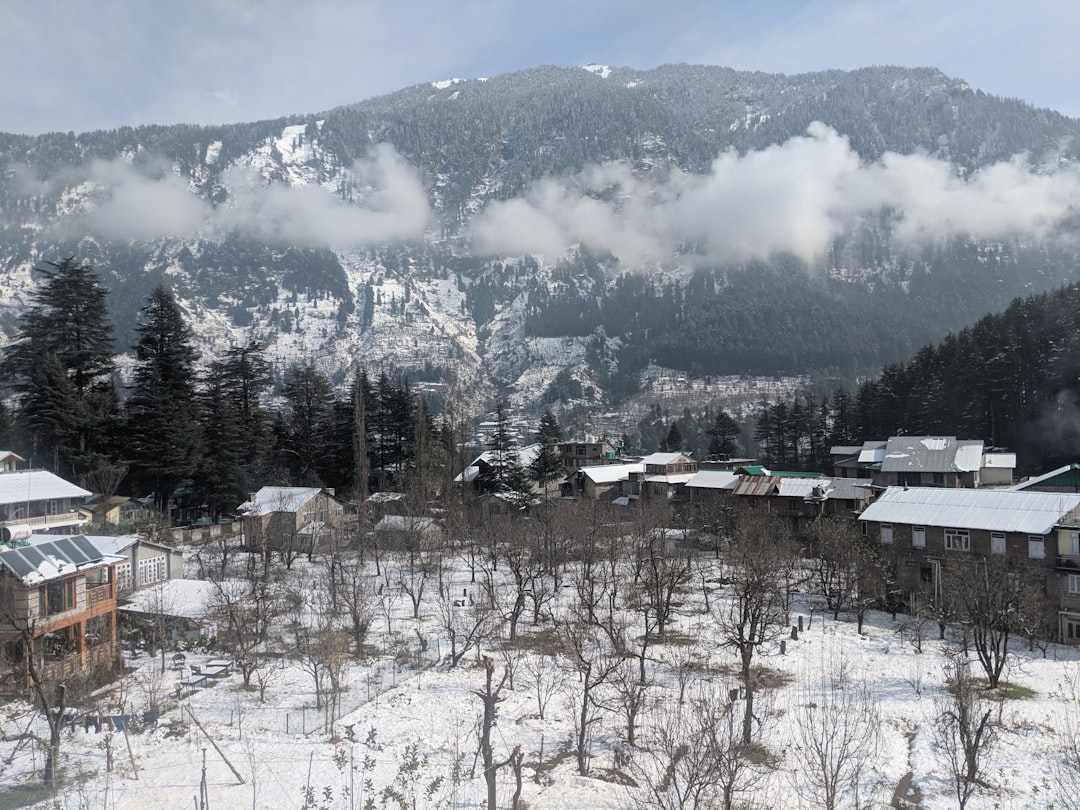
859,486,1080,534
0,469,91,505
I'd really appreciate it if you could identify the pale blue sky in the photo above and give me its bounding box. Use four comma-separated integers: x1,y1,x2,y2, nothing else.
2,0,1077,135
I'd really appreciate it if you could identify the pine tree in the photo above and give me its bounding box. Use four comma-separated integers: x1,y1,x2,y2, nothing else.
1,258,116,476
663,422,685,452
126,285,201,520
707,410,740,460
529,409,564,492
277,363,335,485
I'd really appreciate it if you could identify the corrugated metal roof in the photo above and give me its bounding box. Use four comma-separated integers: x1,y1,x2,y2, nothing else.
640,452,688,466
734,477,780,497
879,436,983,473
858,486,1080,534
0,470,91,506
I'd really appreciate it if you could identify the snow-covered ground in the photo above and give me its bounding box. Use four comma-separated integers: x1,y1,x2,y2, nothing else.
3,543,1078,810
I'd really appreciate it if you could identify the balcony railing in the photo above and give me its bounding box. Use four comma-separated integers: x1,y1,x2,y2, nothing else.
1057,555,1080,571
0,513,87,530
85,584,112,608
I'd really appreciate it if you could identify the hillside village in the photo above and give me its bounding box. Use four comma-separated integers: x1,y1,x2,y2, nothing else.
2,427,1080,808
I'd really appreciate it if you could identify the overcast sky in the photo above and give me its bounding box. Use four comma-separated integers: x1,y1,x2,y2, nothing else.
2,0,1078,136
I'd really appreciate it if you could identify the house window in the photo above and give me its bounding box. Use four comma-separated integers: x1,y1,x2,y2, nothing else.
944,529,970,552
138,556,166,586
990,533,1006,555
932,472,945,485
1029,536,1045,560
1068,574,1080,595
116,563,133,593
41,578,76,616
47,500,60,515
1068,531,1080,557
912,527,926,548
1064,614,1080,642
880,524,894,544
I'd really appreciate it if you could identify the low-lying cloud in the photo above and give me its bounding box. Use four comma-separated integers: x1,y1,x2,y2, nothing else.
35,143,432,248
469,122,1080,266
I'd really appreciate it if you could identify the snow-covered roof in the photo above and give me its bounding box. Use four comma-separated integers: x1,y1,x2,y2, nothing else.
858,441,887,464
367,491,407,503
685,470,740,490
0,535,113,585
641,452,689,467
858,486,1080,534
581,463,643,484
119,579,223,620
643,473,697,485
879,436,983,474
0,469,91,506
465,443,542,470
237,486,325,516
982,452,1016,469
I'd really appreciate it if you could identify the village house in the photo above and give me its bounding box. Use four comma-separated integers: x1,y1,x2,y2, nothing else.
631,452,699,502
237,486,344,557
455,443,542,495
558,439,619,474
857,486,1080,639
85,535,184,597
831,437,1015,488
1011,463,1080,493
0,535,120,691
0,466,91,541
79,495,156,529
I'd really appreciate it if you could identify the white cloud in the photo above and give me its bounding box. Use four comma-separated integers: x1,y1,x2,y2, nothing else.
43,143,433,247
470,123,1080,267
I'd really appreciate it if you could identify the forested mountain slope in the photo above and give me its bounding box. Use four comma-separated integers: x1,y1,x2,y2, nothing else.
1,64,1078,413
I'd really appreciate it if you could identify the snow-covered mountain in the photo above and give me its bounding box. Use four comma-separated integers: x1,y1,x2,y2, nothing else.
2,64,1079,415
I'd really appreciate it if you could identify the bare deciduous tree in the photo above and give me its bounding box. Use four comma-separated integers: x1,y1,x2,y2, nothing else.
630,682,765,810
791,666,880,810
715,509,797,743
933,656,999,809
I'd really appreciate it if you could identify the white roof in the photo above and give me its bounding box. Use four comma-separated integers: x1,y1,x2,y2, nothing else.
119,579,224,620
237,486,324,516
641,452,688,466
643,473,697,485
982,453,1017,469
858,442,887,464
0,470,91,506
777,478,821,498
582,463,643,484
685,471,740,490
858,486,1080,534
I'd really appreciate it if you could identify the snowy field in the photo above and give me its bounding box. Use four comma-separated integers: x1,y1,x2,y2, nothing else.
2,541,1079,810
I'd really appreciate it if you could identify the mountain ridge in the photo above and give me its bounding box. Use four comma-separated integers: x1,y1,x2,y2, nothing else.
1,63,1079,421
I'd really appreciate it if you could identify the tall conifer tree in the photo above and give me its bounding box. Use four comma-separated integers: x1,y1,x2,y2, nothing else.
126,285,201,520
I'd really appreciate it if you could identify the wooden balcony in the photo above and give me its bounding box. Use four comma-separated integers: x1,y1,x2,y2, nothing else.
86,583,112,608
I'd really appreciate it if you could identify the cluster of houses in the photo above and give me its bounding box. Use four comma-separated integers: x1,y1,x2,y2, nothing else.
1,434,1079,691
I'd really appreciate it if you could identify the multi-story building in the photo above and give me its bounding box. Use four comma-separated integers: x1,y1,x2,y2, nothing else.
0,535,120,690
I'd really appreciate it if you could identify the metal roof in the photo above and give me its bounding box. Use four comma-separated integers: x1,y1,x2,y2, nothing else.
879,436,983,473
582,463,643,484
858,441,887,464
858,486,1080,534
0,534,110,584
685,471,740,490
0,470,91,506
734,477,780,497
